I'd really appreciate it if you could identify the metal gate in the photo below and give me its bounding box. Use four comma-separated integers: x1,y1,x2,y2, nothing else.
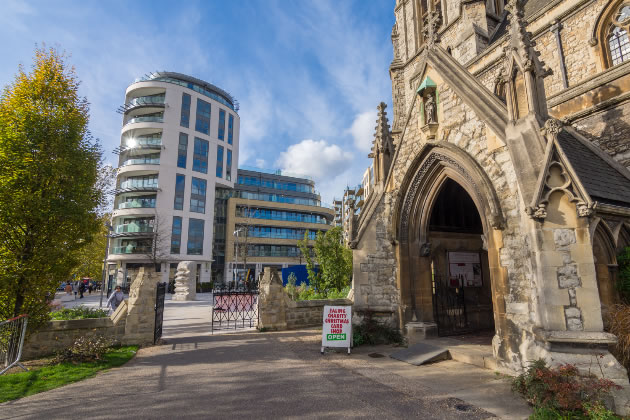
0,315,28,375
154,282,166,344
211,285,259,333
432,275,470,336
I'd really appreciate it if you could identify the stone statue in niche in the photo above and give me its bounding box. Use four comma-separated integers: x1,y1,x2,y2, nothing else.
424,93,437,124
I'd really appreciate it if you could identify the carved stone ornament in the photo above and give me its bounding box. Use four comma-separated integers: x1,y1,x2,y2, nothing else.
423,10,442,49
541,118,563,139
576,201,597,217
528,147,594,221
526,204,547,221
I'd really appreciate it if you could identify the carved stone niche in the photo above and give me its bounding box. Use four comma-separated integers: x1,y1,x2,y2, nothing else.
417,76,439,140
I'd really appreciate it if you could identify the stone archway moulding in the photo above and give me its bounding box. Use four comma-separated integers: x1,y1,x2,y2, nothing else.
394,144,505,243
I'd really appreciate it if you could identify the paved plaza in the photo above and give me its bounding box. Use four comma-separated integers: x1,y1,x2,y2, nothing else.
1,298,531,419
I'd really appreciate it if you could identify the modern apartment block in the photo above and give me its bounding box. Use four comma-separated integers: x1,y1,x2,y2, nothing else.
108,72,239,288
219,167,335,284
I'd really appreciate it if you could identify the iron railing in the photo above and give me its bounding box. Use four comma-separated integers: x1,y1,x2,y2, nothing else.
0,315,28,375
211,285,259,333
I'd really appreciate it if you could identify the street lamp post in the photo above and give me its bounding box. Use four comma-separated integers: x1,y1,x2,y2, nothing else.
233,228,244,287
99,223,114,308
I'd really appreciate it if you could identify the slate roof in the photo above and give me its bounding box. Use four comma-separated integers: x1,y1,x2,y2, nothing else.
523,0,552,19
556,130,630,207
488,0,556,45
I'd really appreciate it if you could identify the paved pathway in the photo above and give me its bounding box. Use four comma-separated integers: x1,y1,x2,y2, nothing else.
1,298,531,419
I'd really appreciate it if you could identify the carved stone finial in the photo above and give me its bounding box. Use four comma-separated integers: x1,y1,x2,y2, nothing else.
423,10,442,49
541,118,563,139
371,102,394,157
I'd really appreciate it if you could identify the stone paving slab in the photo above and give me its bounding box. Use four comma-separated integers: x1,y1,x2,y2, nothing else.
390,342,450,365
0,299,531,419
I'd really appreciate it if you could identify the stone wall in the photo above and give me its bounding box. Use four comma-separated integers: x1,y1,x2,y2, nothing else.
286,299,352,330
23,316,126,359
258,267,352,330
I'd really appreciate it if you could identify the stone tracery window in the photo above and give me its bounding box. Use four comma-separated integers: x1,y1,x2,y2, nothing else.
604,3,630,67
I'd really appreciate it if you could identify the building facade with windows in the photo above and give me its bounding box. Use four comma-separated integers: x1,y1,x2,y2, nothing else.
219,168,335,284
108,72,239,287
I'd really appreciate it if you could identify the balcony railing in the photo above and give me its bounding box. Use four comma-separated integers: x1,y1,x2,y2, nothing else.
121,157,160,166
117,200,156,209
125,115,163,125
112,246,152,254
114,224,154,234
118,95,165,114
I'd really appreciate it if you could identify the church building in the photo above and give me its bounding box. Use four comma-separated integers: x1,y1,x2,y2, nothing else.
350,0,630,410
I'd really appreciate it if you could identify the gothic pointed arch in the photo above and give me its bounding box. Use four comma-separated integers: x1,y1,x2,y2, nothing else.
392,144,505,244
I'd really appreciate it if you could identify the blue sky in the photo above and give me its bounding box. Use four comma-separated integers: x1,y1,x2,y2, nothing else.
0,0,395,204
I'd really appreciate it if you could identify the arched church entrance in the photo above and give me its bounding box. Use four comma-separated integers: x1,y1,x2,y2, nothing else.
427,179,495,337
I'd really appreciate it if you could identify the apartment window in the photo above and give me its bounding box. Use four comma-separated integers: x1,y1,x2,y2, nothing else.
187,218,204,255
226,149,232,181
193,137,209,174
216,145,224,178
218,109,226,140
170,216,182,254
190,177,207,213
180,93,191,128
174,174,185,210
195,98,211,135
177,133,188,168
228,114,234,145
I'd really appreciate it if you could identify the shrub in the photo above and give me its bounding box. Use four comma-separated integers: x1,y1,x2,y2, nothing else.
352,310,403,347
606,304,630,371
512,359,620,418
50,307,109,320
617,247,630,302
286,285,351,301
197,282,213,293
54,335,113,363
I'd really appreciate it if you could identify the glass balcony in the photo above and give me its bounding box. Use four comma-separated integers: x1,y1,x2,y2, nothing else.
112,246,152,254
114,224,154,234
121,155,160,166
119,180,158,189
128,94,165,107
125,114,163,125
117,199,156,209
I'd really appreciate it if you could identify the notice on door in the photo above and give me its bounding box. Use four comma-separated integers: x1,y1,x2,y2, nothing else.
448,251,482,287
321,305,352,354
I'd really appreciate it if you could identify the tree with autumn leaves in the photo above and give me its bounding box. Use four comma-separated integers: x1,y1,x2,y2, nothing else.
0,47,106,328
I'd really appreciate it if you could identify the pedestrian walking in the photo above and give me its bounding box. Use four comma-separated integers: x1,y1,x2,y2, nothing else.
107,286,125,313
79,281,85,299
72,282,79,299
88,283,93,294
64,282,72,295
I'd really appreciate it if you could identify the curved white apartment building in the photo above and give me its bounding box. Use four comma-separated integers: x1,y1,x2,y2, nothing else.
108,72,239,287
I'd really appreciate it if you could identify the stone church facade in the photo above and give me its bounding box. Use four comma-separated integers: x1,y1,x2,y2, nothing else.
351,0,630,409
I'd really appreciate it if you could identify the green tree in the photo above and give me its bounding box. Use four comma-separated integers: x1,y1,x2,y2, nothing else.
313,226,353,293
0,47,104,327
69,215,110,282
297,231,321,292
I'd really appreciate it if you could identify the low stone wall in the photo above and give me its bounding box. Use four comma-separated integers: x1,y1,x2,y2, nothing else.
258,267,353,331
286,299,353,329
23,317,126,359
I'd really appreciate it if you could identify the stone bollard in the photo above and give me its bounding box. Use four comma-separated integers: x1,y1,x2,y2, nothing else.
122,266,159,345
173,261,197,301
258,267,287,330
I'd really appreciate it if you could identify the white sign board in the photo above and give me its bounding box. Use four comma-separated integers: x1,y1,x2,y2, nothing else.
448,251,482,287
321,305,352,354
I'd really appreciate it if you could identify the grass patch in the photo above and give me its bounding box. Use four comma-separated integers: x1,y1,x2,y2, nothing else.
50,306,109,320
0,346,137,402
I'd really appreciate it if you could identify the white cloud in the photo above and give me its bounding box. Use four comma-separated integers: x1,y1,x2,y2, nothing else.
255,158,266,168
275,139,353,180
348,110,375,153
